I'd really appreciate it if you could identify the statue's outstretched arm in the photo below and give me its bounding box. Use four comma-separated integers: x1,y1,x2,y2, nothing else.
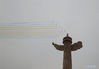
71,41,83,51
52,42,64,51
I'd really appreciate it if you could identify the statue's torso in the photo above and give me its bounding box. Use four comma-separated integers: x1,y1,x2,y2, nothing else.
63,45,72,69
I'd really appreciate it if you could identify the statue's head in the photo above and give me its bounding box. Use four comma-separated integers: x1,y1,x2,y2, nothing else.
63,34,72,45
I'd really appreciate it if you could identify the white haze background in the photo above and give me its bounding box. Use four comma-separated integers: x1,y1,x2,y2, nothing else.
0,0,99,69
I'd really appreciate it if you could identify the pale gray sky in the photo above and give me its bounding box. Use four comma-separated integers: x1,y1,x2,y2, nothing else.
0,0,99,69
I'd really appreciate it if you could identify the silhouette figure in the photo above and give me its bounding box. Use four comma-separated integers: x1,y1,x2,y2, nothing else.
52,34,83,69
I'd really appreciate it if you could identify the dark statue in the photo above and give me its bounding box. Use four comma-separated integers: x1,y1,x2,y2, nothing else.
52,34,83,69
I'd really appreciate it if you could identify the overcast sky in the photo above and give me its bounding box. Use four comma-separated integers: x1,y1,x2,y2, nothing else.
0,0,99,69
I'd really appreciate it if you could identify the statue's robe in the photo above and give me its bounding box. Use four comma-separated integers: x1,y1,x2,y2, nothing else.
53,42,82,69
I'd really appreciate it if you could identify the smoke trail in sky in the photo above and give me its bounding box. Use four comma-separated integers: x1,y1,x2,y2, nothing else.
0,21,58,39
